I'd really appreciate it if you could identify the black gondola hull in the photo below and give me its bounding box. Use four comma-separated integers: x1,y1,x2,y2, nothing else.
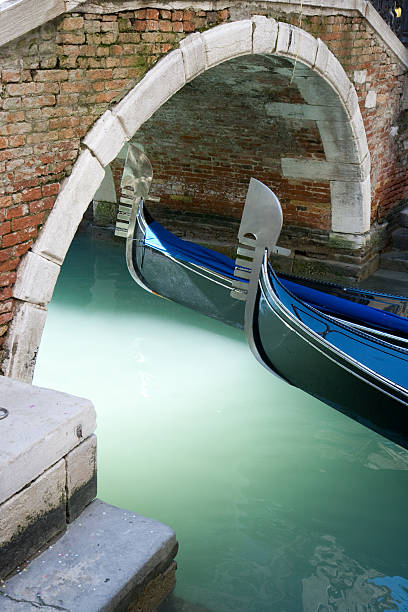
255,276,408,449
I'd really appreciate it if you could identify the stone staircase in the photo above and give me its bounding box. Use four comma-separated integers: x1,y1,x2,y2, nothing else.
380,206,408,274
358,206,408,297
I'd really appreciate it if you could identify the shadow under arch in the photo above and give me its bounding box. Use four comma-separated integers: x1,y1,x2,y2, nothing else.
4,16,370,382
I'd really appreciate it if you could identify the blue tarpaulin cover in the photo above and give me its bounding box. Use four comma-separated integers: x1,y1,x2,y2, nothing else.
144,220,408,337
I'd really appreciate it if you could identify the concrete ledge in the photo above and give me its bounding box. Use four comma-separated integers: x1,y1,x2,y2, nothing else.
0,499,178,612
0,374,96,504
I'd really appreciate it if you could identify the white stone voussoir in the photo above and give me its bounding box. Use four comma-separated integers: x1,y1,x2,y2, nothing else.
202,20,252,69
3,302,47,383
83,110,128,168
252,15,278,55
113,50,186,139
314,38,352,105
276,22,318,68
32,149,105,265
12,251,60,307
331,177,371,234
180,32,206,82
349,111,369,162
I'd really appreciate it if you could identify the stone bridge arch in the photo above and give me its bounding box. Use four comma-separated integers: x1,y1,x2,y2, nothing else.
4,16,370,381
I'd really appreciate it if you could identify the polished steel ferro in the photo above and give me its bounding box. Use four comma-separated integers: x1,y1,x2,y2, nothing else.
231,178,286,378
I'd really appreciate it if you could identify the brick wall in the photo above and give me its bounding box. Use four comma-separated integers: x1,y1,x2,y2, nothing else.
133,54,331,235
0,4,407,370
0,7,228,367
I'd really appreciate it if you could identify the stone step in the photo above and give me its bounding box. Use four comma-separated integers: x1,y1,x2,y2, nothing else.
358,268,408,297
0,499,177,612
391,227,408,250
400,206,408,228
380,250,408,273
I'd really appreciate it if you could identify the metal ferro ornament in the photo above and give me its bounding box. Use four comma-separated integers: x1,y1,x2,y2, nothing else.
231,178,287,376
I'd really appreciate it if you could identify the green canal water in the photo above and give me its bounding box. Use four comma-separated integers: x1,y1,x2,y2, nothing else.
34,233,408,611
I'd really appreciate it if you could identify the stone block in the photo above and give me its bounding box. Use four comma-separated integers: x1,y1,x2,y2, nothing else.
349,110,370,162
0,460,66,580
114,50,185,139
252,15,277,55
331,177,371,234
314,38,352,105
400,206,408,227
380,250,408,273
392,227,408,250
179,32,206,82
32,149,105,265
276,22,318,68
265,101,347,122
0,374,96,504
0,499,177,612
83,110,128,168
12,251,60,307
354,69,367,84
318,120,361,164
365,90,377,109
94,165,117,204
281,157,370,182
3,302,47,383
295,73,341,107
66,434,97,522
202,20,252,69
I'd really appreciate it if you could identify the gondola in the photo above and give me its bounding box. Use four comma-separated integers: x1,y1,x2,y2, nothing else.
121,145,408,449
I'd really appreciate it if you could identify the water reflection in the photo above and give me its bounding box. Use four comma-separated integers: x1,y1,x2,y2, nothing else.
34,233,408,612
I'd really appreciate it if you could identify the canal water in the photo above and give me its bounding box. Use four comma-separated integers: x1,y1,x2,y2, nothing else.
34,232,408,612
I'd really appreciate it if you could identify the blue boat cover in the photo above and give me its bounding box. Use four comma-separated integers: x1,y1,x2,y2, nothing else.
144,220,408,337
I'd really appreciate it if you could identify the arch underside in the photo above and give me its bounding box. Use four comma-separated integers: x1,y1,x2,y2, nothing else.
4,17,370,382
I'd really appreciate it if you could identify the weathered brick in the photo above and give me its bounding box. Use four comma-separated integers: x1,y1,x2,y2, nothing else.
29,196,55,213
0,222,11,236
0,270,17,286
2,71,20,83
0,299,13,313
11,212,45,231
42,183,59,197
146,20,159,31
2,227,37,248
159,21,172,33
61,17,84,31
0,196,11,210
146,9,159,20
6,204,29,219
0,287,12,301
56,32,85,45
21,187,42,202
13,240,34,257
34,69,68,82
0,311,13,324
